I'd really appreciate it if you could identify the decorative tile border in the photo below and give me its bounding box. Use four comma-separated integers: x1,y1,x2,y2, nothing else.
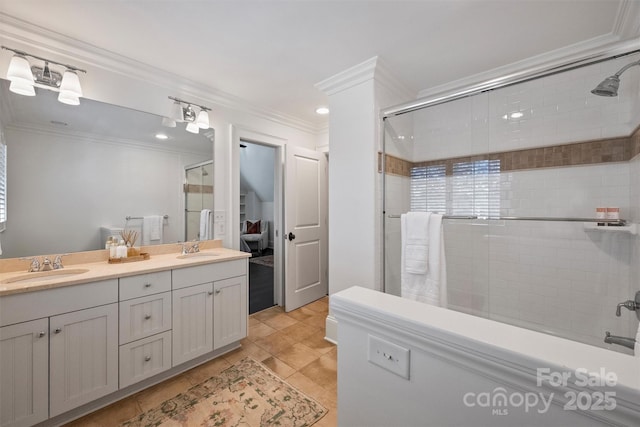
381,130,639,177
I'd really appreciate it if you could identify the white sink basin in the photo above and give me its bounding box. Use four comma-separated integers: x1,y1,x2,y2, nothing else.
1,268,90,284
176,252,219,259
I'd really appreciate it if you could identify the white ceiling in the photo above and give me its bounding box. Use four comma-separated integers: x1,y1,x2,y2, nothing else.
0,0,637,130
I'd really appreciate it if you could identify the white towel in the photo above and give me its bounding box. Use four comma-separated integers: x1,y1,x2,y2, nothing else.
401,212,447,308
635,322,640,358
402,212,430,274
200,209,212,240
142,215,163,245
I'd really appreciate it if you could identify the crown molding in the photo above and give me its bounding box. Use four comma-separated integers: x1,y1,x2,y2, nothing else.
315,56,379,96
373,58,416,102
0,13,321,135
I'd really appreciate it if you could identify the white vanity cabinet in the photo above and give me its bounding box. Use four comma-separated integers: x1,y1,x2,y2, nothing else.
0,279,118,425
49,303,119,417
172,259,247,365
213,275,247,349
172,283,214,365
118,271,172,388
0,319,49,427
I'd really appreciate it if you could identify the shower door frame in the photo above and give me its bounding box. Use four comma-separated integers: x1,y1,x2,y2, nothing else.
380,41,640,293
184,160,214,242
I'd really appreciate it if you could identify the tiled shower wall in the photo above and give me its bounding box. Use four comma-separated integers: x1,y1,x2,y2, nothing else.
384,52,640,353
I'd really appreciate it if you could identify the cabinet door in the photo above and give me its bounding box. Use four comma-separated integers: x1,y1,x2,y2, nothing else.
213,275,247,350
49,304,118,417
172,283,213,366
0,319,49,427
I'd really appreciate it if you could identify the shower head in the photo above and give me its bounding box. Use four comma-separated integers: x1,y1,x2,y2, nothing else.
591,75,620,97
591,59,640,97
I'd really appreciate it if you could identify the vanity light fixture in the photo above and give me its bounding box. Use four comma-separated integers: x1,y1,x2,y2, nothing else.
163,96,211,134
2,46,87,105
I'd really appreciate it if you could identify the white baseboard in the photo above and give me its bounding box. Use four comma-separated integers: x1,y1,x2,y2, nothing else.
324,314,338,344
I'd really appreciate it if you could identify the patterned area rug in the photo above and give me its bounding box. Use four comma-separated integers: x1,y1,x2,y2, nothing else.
249,255,274,268
122,357,326,427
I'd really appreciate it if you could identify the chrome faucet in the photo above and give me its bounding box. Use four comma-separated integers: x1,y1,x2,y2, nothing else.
615,291,640,320
20,256,41,272
41,257,53,271
604,331,636,350
52,254,68,269
179,240,200,255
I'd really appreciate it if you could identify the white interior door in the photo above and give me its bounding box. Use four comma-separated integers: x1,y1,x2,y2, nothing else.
284,145,328,311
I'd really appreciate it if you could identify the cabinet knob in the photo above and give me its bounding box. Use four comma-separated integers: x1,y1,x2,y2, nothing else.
144,356,151,362
144,283,152,288
54,328,62,334
208,291,213,296
144,314,151,320
215,289,221,295
37,331,46,338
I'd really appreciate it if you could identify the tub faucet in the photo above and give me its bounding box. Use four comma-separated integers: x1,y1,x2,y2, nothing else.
40,257,53,271
604,331,636,350
615,291,640,320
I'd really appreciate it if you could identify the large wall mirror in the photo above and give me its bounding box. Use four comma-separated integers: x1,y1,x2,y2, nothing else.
0,79,214,258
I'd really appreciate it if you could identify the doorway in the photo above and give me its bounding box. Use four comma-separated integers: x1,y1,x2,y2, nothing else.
239,141,277,314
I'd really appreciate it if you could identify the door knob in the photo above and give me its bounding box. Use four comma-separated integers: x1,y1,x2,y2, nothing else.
288,232,296,241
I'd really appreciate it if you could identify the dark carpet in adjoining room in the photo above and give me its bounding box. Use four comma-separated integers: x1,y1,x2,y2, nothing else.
249,249,274,314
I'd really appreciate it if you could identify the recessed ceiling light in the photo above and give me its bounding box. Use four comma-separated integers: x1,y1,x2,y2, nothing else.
155,133,169,140
315,106,329,115
510,112,524,119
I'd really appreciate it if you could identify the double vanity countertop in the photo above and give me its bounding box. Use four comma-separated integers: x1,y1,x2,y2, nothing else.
0,240,251,296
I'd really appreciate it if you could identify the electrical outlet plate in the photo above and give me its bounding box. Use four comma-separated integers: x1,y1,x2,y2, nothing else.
367,334,410,379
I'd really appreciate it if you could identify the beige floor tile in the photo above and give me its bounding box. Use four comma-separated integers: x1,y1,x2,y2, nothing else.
299,356,337,392
281,321,321,342
262,312,300,330
286,306,317,322
286,371,336,409
246,321,277,341
184,356,232,385
305,298,329,314
302,313,328,329
323,346,338,361
251,306,284,322
260,355,297,379
253,330,296,355
301,333,335,354
276,342,321,370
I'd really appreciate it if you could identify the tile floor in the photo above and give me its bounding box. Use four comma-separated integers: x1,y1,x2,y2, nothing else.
67,297,336,426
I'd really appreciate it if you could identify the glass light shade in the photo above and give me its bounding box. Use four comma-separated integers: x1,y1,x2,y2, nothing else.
57,91,80,105
59,70,83,97
185,121,200,134
7,54,34,84
161,116,176,127
9,79,35,96
170,101,184,122
196,110,209,129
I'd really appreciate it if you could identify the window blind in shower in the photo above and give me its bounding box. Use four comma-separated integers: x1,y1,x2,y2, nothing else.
410,164,446,213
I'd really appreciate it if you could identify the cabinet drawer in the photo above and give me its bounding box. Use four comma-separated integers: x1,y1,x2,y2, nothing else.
119,292,171,344
119,331,172,389
119,271,171,300
172,260,246,290
0,279,118,327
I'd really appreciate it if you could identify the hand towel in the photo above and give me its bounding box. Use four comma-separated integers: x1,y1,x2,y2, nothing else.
402,212,430,274
142,215,163,245
635,321,640,358
401,212,447,308
200,209,212,240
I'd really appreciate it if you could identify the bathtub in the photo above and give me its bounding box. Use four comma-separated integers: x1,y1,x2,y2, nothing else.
331,286,640,426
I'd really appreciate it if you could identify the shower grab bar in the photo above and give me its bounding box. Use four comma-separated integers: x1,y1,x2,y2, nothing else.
125,215,169,221
386,214,626,225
